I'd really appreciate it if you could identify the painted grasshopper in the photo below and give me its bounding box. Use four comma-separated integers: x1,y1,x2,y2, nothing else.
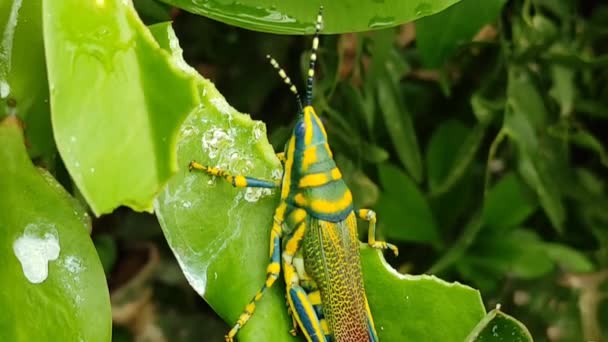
189,7,398,341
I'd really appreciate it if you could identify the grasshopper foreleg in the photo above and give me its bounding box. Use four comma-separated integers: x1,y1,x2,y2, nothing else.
356,209,399,256
189,161,280,188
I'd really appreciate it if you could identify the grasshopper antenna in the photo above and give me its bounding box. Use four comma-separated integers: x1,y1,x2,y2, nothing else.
305,6,323,106
266,54,304,115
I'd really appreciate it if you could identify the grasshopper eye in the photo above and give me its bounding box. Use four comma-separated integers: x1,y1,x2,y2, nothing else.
295,122,305,137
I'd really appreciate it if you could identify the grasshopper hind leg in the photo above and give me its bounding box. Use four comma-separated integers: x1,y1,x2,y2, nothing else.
284,260,330,342
224,219,284,342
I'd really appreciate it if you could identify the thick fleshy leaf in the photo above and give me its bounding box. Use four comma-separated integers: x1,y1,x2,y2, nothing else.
466,307,533,342
43,0,199,215
158,0,463,34
0,0,53,159
417,0,507,67
362,248,486,340
0,118,111,342
154,77,291,341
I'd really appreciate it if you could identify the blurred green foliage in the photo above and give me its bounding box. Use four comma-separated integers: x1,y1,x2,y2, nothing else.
148,0,608,340
1,0,607,340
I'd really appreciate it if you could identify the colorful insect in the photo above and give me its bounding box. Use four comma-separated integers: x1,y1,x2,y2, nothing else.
189,7,398,342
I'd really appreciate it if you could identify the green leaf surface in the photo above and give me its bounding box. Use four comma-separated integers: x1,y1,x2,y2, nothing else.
158,0,463,34
416,0,506,67
507,66,548,127
0,118,111,342
466,307,533,342
549,63,576,116
361,248,486,341
377,73,423,183
542,242,595,273
426,120,486,197
482,172,538,230
426,120,469,191
0,0,54,159
471,229,554,279
377,163,439,243
155,77,291,341
43,0,199,215
504,78,565,232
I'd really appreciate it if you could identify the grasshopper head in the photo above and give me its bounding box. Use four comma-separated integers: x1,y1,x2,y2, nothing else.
293,106,328,149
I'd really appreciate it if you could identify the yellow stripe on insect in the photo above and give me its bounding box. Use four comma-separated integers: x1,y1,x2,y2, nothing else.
292,209,306,224
267,262,280,275
299,172,329,188
298,168,341,188
320,319,330,335
294,189,353,214
304,107,314,144
309,190,352,214
302,145,318,169
308,291,321,305
234,175,247,187
285,223,306,255
330,167,341,180
280,138,296,198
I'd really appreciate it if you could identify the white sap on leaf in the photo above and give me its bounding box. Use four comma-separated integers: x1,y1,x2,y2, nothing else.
252,121,265,141
0,80,9,98
1,0,23,76
227,150,253,176
180,124,198,138
61,255,85,304
201,127,234,159
63,255,83,274
272,168,283,180
13,223,61,284
244,187,272,203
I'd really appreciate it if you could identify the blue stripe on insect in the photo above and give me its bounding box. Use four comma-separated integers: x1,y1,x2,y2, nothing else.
289,287,327,342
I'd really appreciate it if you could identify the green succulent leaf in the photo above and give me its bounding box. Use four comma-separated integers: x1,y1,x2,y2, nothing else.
43,0,199,215
0,0,53,159
0,118,111,342
466,306,533,342
362,248,486,340
158,0,463,34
